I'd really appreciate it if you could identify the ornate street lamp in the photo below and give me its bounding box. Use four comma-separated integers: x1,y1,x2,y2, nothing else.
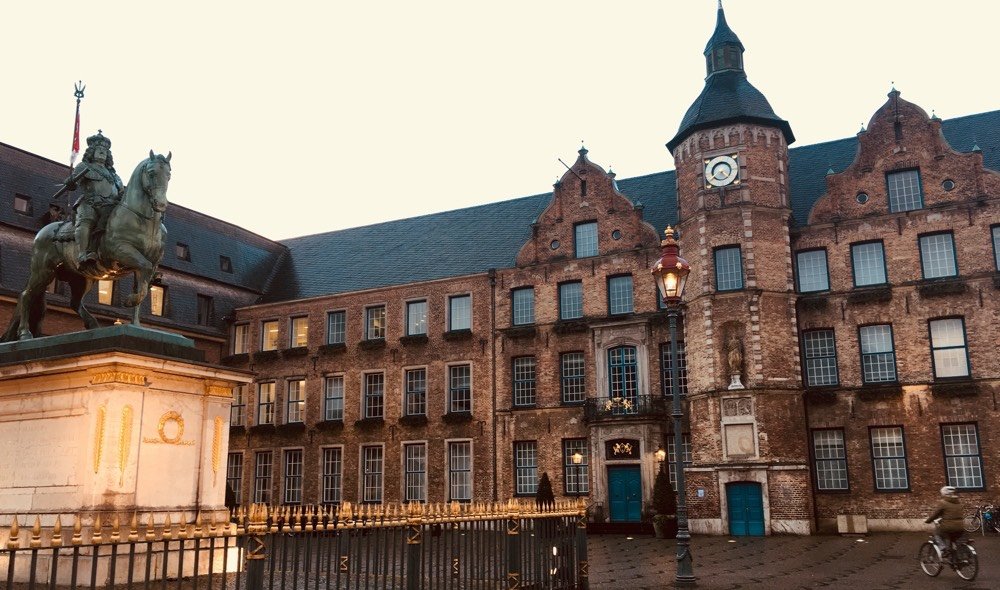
651,226,695,586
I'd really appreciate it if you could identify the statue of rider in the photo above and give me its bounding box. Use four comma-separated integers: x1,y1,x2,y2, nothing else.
66,131,124,272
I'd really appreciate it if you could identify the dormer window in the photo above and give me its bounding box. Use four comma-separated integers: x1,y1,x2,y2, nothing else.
13,194,31,215
176,243,191,261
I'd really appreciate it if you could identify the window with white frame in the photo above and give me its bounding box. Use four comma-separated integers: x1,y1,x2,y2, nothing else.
559,282,583,320
512,356,536,407
361,446,383,503
230,385,246,427
404,368,427,416
887,169,923,212
574,221,598,258
660,341,688,398
560,352,586,404
714,246,744,291
812,429,848,491
149,285,167,316
607,275,634,315
261,320,279,351
514,441,538,495
233,324,249,355
448,441,472,501
859,325,896,383
365,305,386,340
257,382,275,425
283,449,303,504
919,233,957,279
993,226,1000,271
802,330,839,387
449,364,471,413
286,379,305,423
796,249,830,293
404,443,427,502
449,295,471,331
253,451,272,504
97,279,114,306
321,447,343,504
563,438,589,495
323,376,344,421
406,300,427,336
666,434,692,490
364,373,384,419
290,316,309,347
869,426,908,490
929,318,969,379
941,424,983,489
512,287,535,326
327,311,346,345
851,241,887,286
226,453,243,504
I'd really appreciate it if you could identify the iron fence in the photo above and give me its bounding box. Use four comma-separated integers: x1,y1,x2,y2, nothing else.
583,395,667,421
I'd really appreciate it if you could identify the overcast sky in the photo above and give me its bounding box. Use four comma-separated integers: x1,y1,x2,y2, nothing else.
4,1,998,240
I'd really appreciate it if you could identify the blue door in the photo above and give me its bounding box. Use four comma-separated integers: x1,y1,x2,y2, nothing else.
727,482,765,536
608,466,642,522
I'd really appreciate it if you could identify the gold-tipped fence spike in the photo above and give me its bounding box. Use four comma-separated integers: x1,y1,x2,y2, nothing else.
30,516,42,548
162,513,173,540
51,515,64,548
72,514,83,546
178,512,188,539
93,512,104,545
208,512,217,536
110,513,121,543
128,513,139,542
7,516,19,549
145,513,156,542
194,512,204,538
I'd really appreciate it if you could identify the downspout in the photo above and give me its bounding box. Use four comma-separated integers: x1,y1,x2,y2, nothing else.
489,268,498,501
797,299,820,532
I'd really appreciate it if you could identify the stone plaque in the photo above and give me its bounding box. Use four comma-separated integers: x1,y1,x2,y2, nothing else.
605,438,640,459
722,397,752,417
724,423,756,457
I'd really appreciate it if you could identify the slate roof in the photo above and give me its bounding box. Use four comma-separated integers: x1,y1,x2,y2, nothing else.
704,6,744,53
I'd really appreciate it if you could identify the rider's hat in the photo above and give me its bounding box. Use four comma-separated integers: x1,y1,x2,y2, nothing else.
940,486,957,497
86,131,111,150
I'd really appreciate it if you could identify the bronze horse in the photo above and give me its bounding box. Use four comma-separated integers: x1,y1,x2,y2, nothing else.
2,151,172,341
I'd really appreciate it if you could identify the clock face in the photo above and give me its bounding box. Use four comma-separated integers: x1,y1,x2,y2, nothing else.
705,154,739,188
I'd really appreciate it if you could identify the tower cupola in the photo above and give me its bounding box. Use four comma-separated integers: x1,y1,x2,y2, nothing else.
704,1,745,76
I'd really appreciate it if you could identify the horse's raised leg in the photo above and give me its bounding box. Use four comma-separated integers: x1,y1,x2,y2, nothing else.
108,243,155,327
67,275,99,330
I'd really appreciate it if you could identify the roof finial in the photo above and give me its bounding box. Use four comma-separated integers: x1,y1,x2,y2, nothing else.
718,0,723,9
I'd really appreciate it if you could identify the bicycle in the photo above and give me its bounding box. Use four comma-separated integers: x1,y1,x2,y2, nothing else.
964,503,1000,534
918,524,978,581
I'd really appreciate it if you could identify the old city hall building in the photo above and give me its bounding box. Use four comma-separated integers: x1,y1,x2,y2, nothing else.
2,6,998,535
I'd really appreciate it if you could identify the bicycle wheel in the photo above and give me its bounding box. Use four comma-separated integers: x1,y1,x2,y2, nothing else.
954,545,978,581
918,541,943,576
964,514,981,532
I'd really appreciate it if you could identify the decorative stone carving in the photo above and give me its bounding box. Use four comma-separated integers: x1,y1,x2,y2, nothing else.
722,397,752,417
726,331,745,390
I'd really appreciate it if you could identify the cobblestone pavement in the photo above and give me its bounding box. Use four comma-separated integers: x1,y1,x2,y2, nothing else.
588,532,999,589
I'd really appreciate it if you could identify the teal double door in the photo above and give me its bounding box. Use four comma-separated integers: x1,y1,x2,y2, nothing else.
607,466,642,522
727,482,765,536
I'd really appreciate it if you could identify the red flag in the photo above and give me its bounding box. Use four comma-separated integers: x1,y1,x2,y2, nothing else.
70,108,81,168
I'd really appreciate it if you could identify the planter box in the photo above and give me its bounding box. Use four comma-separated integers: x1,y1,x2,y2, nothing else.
358,339,387,351
442,330,473,342
553,320,588,335
857,383,903,401
442,411,473,424
930,380,980,398
220,353,249,366
399,334,429,346
319,343,347,355
847,286,892,305
918,280,967,298
282,346,309,358
398,415,429,426
253,350,280,363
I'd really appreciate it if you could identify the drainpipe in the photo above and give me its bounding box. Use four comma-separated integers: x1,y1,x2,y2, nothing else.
489,268,498,501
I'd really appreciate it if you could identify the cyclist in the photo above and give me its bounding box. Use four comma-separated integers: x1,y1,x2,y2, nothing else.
925,486,965,557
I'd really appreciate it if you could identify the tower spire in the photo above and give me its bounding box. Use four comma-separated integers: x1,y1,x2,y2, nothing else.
704,0,744,76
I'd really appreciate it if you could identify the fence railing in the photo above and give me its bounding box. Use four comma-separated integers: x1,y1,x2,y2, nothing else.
1,499,588,589
583,395,667,421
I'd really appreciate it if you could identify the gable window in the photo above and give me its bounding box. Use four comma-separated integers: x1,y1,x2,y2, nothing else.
574,222,598,258
283,449,303,504
364,373,384,419
327,311,346,345
607,275,634,315
261,320,279,351
514,441,538,495
449,295,471,331
802,329,839,387
992,225,1000,271
512,356,537,407
290,316,308,347
253,451,272,504
257,382,275,425
97,279,114,306
286,379,305,423
511,287,535,326
406,300,427,336
560,352,586,404
13,194,31,215
404,368,427,416
197,295,213,326
859,324,897,384
941,424,984,489
361,445,383,503
661,341,688,398
608,345,638,410
175,243,191,261
886,169,923,212
448,364,471,413
812,429,848,491
796,249,830,293
714,246,744,291
869,426,908,490
919,232,958,279
929,318,969,379
149,285,167,316
230,385,246,427
233,324,249,355
321,447,343,504
851,241,887,287
559,281,583,320
323,376,344,421
448,441,473,501
226,453,243,505
563,438,589,495
365,305,386,340
219,255,233,273
403,443,427,502
667,434,692,490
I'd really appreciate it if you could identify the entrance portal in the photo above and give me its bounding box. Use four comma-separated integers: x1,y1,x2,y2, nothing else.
607,465,642,522
726,481,765,536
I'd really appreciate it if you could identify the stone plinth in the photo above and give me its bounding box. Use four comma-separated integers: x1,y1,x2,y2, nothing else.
0,325,252,516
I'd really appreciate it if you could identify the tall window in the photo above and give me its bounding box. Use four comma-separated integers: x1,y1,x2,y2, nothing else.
324,376,344,421
226,453,243,504
714,246,744,291
563,439,589,495
812,429,848,491
514,441,538,495
230,385,246,427
608,345,638,405
660,341,689,398
233,324,249,355
365,305,386,340
802,330,839,387
97,279,114,305
364,373,384,419
448,364,471,413
404,443,427,502
560,352,586,403
512,288,535,325
449,295,471,331
283,449,303,504
286,379,305,423
607,275,634,315
859,325,897,383
261,320,279,351
869,426,908,490
253,451,272,504
796,249,830,293
851,241,887,287
406,300,427,336
941,424,984,489
290,316,309,347
992,226,1000,271
512,356,537,407
327,311,346,345
929,318,969,378
149,285,166,316
257,382,275,425
667,434,692,490
322,447,343,504
574,221,598,258
404,368,427,416
919,233,958,279
887,169,923,212
448,441,473,501
559,282,583,320
197,295,213,326
361,446,383,503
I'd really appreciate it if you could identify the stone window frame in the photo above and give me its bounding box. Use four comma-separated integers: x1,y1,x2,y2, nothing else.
256,381,275,425
940,423,985,490
282,447,304,505
360,444,385,504
230,384,247,427
226,451,244,505
574,220,599,258
560,351,586,404
850,240,888,288
928,317,970,380
513,440,538,496
447,362,473,414
868,425,909,492
403,366,427,416
320,445,344,505
795,248,831,293
606,274,634,316
801,329,839,387
252,450,273,504
811,428,849,492
918,231,959,280
289,315,309,348
858,324,897,384
286,378,306,424
448,293,472,332
607,344,639,406
405,299,428,336
446,439,474,502
260,319,279,351
326,310,347,345
511,356,537,408
562,438,589,496
402,441,428,503
362,371,385,419
713,245,745,292
365,304,387,341
558,281,584,320
511,286,535,326
323,374,345,422
886,168,924,213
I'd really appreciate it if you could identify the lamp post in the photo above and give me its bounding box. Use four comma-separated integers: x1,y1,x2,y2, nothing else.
651,226,695,586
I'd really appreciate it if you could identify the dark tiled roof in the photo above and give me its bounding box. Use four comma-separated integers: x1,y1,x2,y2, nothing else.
704,6,744,53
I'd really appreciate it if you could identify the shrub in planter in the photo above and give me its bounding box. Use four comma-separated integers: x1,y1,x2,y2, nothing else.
651,461,678,538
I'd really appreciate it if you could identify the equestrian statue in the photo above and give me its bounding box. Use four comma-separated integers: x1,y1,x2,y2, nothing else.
1,131,172,342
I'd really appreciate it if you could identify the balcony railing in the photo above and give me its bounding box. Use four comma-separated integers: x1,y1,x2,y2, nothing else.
583,395,668,422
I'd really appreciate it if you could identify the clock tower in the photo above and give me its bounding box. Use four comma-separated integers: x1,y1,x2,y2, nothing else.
667,3,812,535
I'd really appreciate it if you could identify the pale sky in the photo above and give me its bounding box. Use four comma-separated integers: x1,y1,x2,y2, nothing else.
4,1,997,240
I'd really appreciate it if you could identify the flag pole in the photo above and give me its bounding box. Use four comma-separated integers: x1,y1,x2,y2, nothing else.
68,81,85,211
